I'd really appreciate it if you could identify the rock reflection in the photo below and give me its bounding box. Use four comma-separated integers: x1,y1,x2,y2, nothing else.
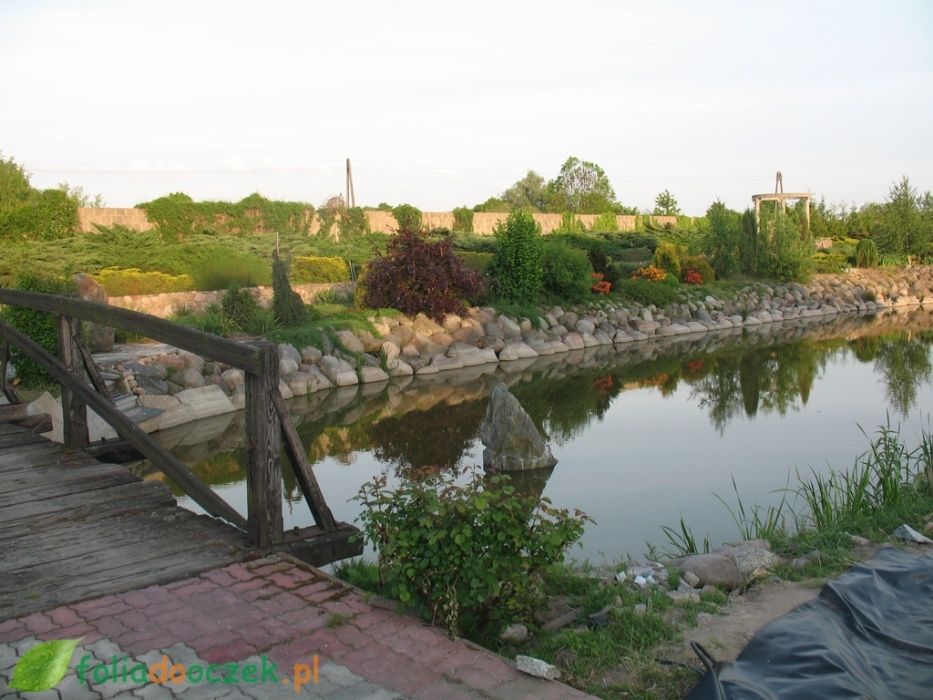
137,309,933,496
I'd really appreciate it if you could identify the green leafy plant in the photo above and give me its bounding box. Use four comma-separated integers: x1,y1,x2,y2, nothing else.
541,240,593,302
337,206,370,239
490,210,543,303
653,242,686,279
353,466,589,636
452,206,474,233
855,238,879,268
614,278,679,307
392,204,423,232
92,267,194,296
220,282,261,329
290,255,350,283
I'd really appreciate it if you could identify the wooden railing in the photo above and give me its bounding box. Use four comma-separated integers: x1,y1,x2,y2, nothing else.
0,289,338,549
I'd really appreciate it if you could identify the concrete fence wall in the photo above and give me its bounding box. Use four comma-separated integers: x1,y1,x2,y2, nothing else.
78,207,685,236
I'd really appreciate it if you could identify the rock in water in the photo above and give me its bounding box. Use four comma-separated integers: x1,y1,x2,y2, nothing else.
480,383,557,472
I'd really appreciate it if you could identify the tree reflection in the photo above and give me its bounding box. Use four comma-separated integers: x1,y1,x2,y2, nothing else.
873,331,933,414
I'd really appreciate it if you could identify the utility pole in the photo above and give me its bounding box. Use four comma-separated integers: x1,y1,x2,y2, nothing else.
345,158,356,208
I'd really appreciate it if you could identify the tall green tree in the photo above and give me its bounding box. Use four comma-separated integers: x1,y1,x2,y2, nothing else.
875,176,930,258
545,157,619,214
653,190,681,215
701,201,743,278
502,170,547,211
0,153,32,213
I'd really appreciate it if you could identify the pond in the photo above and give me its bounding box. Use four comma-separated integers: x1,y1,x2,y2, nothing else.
137,308,933,565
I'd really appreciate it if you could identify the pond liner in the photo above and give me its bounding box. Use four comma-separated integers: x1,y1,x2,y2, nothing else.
686,546,933,699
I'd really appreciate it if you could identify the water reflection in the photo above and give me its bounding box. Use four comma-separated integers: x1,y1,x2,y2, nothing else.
135,308,933,558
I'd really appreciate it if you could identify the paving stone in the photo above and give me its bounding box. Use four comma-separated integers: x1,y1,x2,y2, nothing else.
319,661,364,687
132,684,174,700
53,671,103,700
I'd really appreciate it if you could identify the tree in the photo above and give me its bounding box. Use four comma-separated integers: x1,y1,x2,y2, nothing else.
701,201,743,278
545,157,619,214
875,176,930,258
653,190,681,215
490,210,543,303
57,182,104,208
502,170,548,211
0,153,32,213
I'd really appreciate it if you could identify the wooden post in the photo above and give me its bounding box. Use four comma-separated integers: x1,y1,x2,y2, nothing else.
245,341,283,547
58,315,89,448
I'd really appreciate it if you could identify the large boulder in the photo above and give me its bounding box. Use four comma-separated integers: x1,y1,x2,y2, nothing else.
72,273,113,352
480,383,557,472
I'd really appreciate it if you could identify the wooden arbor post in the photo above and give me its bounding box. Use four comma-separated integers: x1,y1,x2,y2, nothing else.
245,341,283,547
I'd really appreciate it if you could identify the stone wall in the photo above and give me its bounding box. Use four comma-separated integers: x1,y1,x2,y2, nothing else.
77,207,154,232
108,281,351,318
77,207,681,236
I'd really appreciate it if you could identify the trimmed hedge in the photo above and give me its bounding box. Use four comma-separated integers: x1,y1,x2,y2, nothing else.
290,255,351,283
93,267,194,296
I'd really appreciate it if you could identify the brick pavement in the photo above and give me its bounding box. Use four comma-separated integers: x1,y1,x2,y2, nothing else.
0,554,591,699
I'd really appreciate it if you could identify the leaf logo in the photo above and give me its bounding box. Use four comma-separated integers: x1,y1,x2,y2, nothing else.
10,638,82,692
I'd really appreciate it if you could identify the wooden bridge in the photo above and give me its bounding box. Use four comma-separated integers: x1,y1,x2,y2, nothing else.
0,289,359,620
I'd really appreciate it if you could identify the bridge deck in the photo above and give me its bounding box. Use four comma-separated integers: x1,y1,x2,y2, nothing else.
0,422,249,620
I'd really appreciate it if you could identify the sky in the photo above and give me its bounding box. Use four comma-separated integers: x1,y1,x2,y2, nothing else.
1,0,931,215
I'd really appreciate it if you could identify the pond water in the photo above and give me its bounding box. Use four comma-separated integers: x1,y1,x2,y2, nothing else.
138,308,933,565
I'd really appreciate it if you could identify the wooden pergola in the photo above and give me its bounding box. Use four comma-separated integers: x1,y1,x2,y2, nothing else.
752,172,811,232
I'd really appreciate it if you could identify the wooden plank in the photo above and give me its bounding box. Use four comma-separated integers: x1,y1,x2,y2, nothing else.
58,315,89,448
0,470,140,507
245,341,283,547
0,480,175,528
0,461,130,495
273,390,337,531
0,289,261,373
0,320,246,530
0,404,30,422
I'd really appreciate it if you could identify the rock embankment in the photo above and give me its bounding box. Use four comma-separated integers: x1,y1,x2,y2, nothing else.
39,266,931,440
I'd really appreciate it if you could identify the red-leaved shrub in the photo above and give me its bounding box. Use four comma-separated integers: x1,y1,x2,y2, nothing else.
590,272,611,295
360,229,484,320
683,269,703,285
630,265,667,282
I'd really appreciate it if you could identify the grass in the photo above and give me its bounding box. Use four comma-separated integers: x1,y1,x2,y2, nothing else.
661,421,933,582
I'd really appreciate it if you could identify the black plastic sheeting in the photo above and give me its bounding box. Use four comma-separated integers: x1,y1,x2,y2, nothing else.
687,546,933,699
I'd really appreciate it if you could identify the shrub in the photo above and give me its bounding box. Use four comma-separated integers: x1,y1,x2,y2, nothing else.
586,246,619,288
0,188,78,241
188,250,271,290
221,282,261,329
392,204,423,232
490,210,543,303
92,267,194,296
452,207,474,233
271,254,307,327
591,211,619,232
631,265,668,282
654,242,686,279
457,251,494,273
0,274,76,386
683,269,703,285
855,238,879,268
290,255,350,283
758,210,812,282
540,241,593,302
591,273,611,294
813,252,848,274
554,211,586,234
682,255,715,284
701,201,744,278
243,307,280,336
361,229,483,321
615,278,679,307
337,207,370,239
353,467,588,636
